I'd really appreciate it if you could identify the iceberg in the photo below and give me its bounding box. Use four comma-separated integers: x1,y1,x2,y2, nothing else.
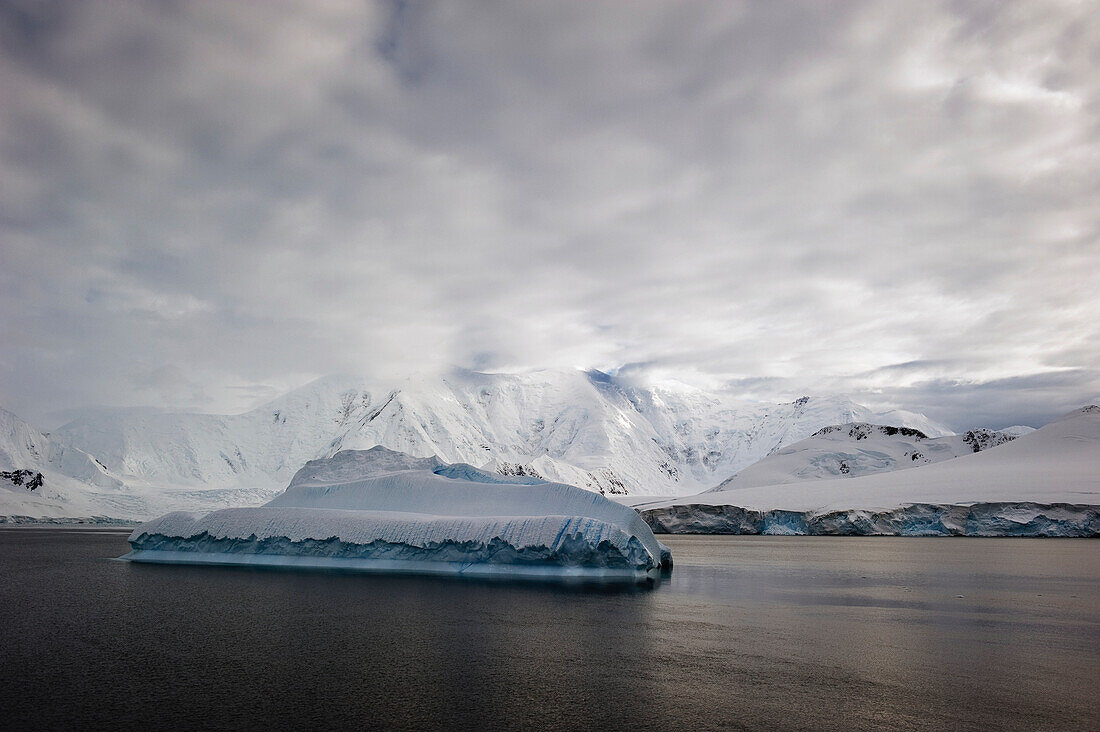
124,447,672,585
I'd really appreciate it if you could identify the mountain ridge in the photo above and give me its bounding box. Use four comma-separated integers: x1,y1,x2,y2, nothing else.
707,421,1031,493
54,369,950,497
632,405,1099,515
4,369,952,517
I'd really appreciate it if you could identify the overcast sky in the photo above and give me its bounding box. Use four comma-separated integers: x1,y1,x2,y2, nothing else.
1,0,1097,431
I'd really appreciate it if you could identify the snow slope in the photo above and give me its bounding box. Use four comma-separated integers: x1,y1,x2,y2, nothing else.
53,376,372,504
630,407,1100,535
52,369,948,503
2,398,335,520
708,423,1030,492
126,447,672,584
0,407,145,519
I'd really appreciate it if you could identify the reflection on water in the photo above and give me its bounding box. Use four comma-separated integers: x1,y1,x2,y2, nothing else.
0,529,1096,730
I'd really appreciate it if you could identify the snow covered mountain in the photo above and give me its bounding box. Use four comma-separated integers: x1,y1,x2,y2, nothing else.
709,422,1032,492
48,369,947,511
632,406,1100,535
0,407,139,519
6,370,1095,531
54,376,369,506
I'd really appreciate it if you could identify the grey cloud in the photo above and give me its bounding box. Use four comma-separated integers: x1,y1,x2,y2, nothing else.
129,364,211,408
858,370,1100,432
0,0,1097,430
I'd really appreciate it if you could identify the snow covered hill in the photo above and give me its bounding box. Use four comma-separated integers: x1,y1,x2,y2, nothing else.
631,406,1100,535
0,407,139,519
708,422,1032,492
50,369,947,505
53,376,370,506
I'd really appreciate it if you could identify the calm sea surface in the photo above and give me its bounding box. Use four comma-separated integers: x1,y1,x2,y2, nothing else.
0,528,1097,730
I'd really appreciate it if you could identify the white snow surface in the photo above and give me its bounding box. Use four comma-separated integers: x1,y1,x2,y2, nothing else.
628,406,1100,512
707,423,1026,492
266,447,663,560
126,447,671,582
34,370,948,517
0,407,144,519
0,405,278,520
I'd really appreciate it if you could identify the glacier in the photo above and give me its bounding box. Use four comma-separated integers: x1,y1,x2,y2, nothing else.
628,406,1100,537
124,447,673,585
640,502,1099,537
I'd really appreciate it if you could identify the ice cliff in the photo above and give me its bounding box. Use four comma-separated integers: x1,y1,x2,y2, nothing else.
125,447,672,584
640,502,1099,537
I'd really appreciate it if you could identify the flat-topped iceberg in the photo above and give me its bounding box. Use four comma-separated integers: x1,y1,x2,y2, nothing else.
124,447,672,584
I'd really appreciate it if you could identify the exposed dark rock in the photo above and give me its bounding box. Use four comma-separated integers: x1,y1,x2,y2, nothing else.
1,470,43,491
812,423,930,441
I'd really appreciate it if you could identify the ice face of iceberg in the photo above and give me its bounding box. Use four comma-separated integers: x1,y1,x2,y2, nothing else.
125,447,672,585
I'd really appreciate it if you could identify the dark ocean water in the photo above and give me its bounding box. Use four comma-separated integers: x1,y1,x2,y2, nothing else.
0,529,1097,730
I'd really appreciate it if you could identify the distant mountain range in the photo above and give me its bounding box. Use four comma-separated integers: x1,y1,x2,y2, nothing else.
2,369,949,519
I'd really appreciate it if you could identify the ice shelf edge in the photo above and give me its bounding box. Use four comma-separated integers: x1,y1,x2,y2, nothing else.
639,501,1100,536
121,549,661,584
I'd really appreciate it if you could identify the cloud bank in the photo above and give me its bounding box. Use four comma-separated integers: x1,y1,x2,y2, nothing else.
1,0,1097,431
